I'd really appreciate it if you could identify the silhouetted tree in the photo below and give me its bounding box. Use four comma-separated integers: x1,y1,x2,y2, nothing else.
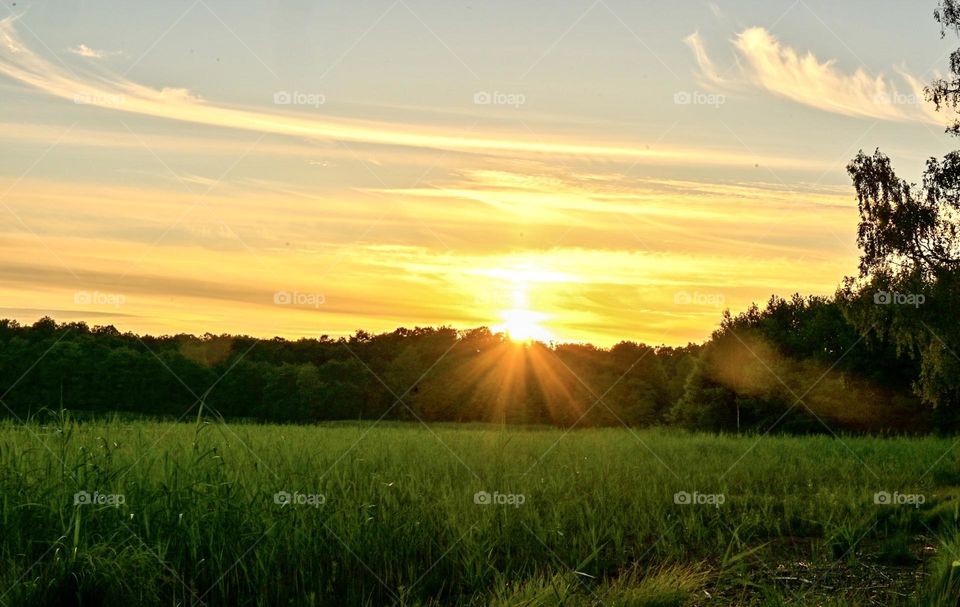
842,1,960,409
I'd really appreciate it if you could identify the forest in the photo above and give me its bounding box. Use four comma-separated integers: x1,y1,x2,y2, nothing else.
0,285,946,433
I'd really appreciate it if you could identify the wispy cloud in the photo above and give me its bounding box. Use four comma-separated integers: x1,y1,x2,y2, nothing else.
684,31,726,87
0,17,822,170
67,44,121,59
706,2,724,21
687,26,948,125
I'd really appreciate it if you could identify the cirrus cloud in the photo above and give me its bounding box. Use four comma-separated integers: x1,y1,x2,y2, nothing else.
686,26,950,126
0,17,829,171
67,43,121,60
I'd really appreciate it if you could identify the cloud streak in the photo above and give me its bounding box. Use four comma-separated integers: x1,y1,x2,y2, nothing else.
688,26,948,125
67,44,121,59
684,31,726,88
0,17,823,170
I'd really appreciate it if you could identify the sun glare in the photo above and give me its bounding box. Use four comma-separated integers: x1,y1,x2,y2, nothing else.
495,309,553,343
490,274,555,343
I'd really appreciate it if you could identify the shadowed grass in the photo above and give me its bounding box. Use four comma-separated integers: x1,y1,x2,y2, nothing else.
0,414,959,605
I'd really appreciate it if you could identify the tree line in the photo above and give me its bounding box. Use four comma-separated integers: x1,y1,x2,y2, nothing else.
0,291,947,433
6,4,960,434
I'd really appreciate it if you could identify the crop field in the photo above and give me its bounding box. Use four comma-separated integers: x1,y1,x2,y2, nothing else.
3,414,960,606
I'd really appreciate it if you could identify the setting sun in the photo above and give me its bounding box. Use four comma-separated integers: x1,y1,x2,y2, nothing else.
495,308,553,343
5,2,960,604
484,265,561,343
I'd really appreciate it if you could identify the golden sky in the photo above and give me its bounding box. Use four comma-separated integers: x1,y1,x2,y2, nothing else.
0,3,956,346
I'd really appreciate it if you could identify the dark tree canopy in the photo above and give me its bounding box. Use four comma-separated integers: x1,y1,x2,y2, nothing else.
848,150,960,279
931,0,960,135
7,7,960,434
842,1,960,410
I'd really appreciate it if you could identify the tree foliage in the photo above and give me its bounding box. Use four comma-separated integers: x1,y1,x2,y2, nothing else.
840,1,960,410
0,318,687,428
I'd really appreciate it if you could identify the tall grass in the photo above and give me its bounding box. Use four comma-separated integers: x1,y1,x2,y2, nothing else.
1,414,959,605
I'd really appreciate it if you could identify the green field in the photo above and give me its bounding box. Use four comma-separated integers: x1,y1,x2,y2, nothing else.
4,414,960,606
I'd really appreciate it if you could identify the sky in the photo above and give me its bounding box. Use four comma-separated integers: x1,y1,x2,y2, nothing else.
0,0,958,347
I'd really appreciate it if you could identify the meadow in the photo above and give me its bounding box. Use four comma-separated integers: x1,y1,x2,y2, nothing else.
3,413,960,606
